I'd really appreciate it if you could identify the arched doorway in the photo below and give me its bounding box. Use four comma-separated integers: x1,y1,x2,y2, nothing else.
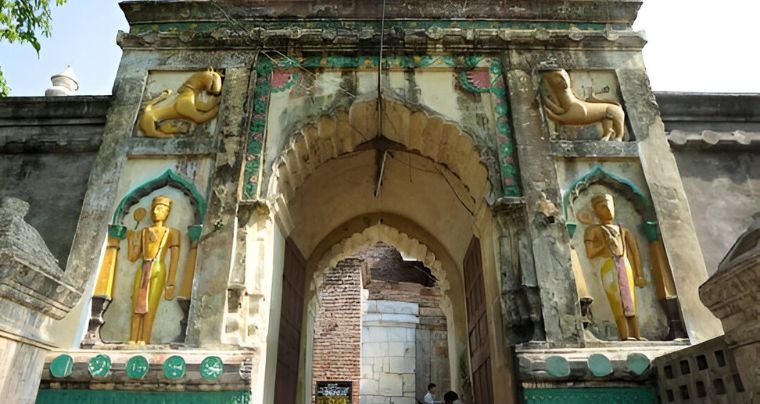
264,97,517,404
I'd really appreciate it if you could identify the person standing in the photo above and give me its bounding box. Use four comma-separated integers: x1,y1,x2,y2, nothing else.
443,391,459,404
424,383,437,404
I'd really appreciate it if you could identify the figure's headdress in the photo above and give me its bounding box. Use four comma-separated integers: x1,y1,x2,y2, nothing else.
152,195,172,208
591,193,613,207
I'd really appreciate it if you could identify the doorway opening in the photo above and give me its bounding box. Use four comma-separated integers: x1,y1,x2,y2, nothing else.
309,242,452,403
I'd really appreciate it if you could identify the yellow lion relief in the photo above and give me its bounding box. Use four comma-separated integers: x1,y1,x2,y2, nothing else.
542,68,625,141
138,68,224,138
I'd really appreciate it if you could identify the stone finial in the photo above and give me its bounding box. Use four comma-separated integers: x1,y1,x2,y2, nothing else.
716,212,760,272
45,65,79,96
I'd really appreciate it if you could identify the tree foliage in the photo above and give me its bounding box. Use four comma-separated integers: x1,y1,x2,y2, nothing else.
0,0,66,96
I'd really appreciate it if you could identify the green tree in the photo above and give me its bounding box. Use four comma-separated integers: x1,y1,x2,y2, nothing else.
0,0,66,96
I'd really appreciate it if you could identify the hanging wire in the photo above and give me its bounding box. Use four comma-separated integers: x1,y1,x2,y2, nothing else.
377,0,387,138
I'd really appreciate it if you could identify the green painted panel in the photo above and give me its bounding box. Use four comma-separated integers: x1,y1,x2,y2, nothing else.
200,356,224,381
36,390,251,404
126,355,150,379
545,355,570,377
162,355,186,379
88,354,112,378
627,353,652,376
587,353,613,377
524,387,656,404
49,354,73,378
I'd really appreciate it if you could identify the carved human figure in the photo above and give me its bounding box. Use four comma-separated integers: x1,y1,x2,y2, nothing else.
542,69,626,141
126,195,181,344
583,194,647,340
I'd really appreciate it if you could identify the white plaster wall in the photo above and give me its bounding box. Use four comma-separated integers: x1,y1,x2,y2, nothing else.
415,70,462,123
258,222,286,404
299,299,317,404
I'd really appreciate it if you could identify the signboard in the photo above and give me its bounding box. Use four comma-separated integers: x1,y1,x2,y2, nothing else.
316,381,352,404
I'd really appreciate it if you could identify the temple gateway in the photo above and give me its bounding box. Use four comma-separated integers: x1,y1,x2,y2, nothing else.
1,1,759,403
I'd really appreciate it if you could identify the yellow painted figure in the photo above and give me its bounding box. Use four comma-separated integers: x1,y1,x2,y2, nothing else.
127,196,180,344
584,194,647,340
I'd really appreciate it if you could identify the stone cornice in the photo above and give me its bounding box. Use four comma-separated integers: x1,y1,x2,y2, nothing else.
117,27,646,51
667,130,760,150
657,91,760,150
0,96,109,153
0,255,81,319
516,343,686,382
121,1,642,24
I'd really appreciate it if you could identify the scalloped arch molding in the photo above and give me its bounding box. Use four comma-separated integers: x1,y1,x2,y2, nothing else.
313,223,449,295
268,97,491,207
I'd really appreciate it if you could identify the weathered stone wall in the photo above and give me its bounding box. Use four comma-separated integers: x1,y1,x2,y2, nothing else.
121,0,641,22
658,92,760,275
0,96,108,266
672,150,760,275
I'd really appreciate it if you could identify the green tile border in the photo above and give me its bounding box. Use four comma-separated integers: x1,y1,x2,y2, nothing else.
36,390,252,404
241,54,521,201
524,387,656,404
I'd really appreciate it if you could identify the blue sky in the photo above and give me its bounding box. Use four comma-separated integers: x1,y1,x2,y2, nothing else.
0,0,758,96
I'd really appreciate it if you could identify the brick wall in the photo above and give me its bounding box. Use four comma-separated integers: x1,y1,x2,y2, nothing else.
360,242,435,287
311,258,363,403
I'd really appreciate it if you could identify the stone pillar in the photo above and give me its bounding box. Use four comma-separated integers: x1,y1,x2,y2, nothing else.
0,198,82,404
361,300,419,404
504,54,583,345
494,201,545,344
699,215,760,397
619,66,723,342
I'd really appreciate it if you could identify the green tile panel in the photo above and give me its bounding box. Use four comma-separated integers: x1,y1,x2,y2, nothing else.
36,390,251,404
524,387,656,404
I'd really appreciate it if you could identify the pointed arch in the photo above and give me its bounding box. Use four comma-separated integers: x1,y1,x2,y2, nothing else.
562,164,655,222
267,97,493,211
111,169,207,226
312,222,449,296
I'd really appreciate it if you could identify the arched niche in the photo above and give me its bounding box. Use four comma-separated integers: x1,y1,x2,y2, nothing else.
562,164,660,240
109,169,206,240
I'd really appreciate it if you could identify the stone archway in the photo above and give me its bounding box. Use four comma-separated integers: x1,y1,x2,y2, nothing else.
262,96,515,404
267,96,493,233
304,222,463,404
